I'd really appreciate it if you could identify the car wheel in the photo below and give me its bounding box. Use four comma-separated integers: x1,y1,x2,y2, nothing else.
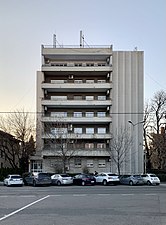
103,180,107,186
147,181,151,185
57,181,61,186
82,181,86,186
129,181,133,186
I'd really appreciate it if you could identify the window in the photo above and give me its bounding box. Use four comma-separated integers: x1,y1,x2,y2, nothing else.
74,95,82,100
51,96,67,100
85,143,94,149
98,159,106,168
74,128,82,134
86,96,94,100
51,128,68,135
51,80,66,84
97,112,106,117
51,112,67,117
98,80,106,83
85,112,94,117
74,80,82,83
98,96,106,100
86,128,94,134
97,143,106,149
87,159,94,167
74,158,81,167
31,161,43,172
86,80,94,83
97,128,106,134
74,112,82,117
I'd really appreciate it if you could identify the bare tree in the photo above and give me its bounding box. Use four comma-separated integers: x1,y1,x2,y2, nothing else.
107,128,133,176
0,109,35,171
44,119,78,173
144,90,166,170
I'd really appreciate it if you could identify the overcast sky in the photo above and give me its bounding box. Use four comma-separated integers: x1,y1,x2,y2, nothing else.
0,0,165,113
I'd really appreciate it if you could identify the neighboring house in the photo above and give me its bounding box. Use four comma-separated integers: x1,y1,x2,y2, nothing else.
32,35,144,174
0,130,20,169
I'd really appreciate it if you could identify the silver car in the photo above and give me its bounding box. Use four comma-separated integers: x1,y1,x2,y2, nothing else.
4,174,23,187
141,173,160,185
119,175,144,186
51,174,73,186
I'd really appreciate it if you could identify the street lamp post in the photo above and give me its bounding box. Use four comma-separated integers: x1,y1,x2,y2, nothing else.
128,120,145,173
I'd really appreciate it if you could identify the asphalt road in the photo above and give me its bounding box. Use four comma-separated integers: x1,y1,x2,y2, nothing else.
0,184,166,225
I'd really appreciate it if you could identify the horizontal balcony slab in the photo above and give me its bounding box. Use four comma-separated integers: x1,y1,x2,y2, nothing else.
42,66,111,72
41,100,112,108
41,82,112,92
41,116,112,124
42,133,111,139
42,149,110,157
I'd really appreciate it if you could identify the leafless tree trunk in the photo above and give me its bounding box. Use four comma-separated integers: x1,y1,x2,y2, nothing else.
107,127,133,176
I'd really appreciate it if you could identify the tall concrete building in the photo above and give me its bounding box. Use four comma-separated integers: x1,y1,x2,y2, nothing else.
32,38,144,174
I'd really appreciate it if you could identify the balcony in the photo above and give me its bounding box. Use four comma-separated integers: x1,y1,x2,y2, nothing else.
41,115,112,124
42,133,111,140
42,81,112,92
41,99,112,108
42,148,110,157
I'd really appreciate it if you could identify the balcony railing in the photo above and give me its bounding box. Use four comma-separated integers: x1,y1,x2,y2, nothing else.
42,45,112,49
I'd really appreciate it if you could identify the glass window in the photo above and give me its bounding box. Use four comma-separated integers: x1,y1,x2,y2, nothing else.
86,128,94,134
85,112,94,117
74,128,82,134
97,112,106,117
87,159,94,167
97,128,106,134
51,128,68,135
97,143,106,149
98,159,106,168
98,96,106,100
98,80,106,83
51,112,67,117
85,143,94,149
74,80,82,83
86,96,94,100
74,95,82,100
86,80,94,83
51,96,67,100
74,158,81,167
74,112,82,117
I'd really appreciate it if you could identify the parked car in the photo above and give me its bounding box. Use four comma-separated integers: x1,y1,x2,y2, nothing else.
73,174,96,186
51,174,73,186
119,175,144,186
141,173,160,185
23,172,52,186
4,174,23,187
95,172,119,185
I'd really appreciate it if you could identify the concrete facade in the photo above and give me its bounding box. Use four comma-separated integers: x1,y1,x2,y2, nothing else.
32,45,144,174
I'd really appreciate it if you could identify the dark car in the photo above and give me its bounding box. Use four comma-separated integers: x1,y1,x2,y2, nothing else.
119,175,144,186
73,174,96,186
24,172,52,187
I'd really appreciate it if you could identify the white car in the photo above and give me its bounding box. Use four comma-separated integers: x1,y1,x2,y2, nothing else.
95,172,119,185
4,174,23,187
141,173,160,185
51,174,73,186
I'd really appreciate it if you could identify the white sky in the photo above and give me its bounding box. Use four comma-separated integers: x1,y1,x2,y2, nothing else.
0,0,166,113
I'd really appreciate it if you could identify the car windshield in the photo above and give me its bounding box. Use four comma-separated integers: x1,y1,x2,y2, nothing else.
61,174,70,177
11,175,21,179
38,173,50,178
107,174,117,176
150,174,157,177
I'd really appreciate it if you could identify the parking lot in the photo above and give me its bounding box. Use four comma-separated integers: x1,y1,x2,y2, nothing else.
0,184,166,225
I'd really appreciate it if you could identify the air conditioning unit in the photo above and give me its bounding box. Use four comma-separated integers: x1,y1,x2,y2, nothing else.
107,106,110,111
44,90,48,94
107,57,110,64
70,140,74,144
69,74,74,79
44,106,47,111
107,140,110,144
107,73,110,78
107,90,110,95
68,124,73,131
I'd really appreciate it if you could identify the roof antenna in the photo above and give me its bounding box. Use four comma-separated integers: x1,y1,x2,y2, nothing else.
53,34,56,48
80,30,84,48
